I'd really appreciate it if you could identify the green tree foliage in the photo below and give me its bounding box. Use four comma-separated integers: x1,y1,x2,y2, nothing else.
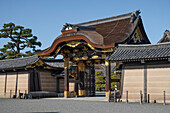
0,22,41,59
95,71,117,91
111,71,117,89
95,71,105,91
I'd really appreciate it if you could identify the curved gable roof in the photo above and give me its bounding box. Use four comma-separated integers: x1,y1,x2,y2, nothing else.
76,10,150,45
158,30,170,43
36,10,150,56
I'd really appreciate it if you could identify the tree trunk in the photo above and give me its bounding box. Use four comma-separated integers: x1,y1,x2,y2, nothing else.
16,39,20,54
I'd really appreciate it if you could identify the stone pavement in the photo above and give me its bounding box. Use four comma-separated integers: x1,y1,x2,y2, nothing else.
45,96,107,102
0,98,170,113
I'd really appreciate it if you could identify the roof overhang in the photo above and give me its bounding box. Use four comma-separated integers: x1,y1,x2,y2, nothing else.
36,31,115,57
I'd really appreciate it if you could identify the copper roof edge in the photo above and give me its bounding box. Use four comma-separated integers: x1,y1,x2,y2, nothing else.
0,55,39,62
118,42,170,47
75,11,135,26
157,30,170,43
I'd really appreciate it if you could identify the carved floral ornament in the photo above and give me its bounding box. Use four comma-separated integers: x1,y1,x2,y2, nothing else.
54,40,114,56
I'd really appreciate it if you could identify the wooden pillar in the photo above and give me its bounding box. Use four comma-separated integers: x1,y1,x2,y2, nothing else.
15,72,18,96
144,65,147,103
105,60,111,98
64,58,69,98
90,62,95,96
89,64,92,96
56,78,59,93
74,83,78,96
74,65,79,96
78,62,85,96
117,74,121,91
4,72,7,96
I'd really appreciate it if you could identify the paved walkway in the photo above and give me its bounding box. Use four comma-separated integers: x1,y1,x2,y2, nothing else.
46,91,107,102
45,96,108,102
0,98,170,113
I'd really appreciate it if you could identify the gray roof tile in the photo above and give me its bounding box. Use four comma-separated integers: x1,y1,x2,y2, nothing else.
0,55,39,70
0,55,64,70
108,42,170,61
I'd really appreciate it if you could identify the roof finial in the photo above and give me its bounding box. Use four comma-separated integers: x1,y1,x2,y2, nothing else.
130,9,141,23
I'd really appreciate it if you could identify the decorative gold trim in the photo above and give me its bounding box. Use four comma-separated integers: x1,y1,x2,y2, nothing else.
64,50,70,54
88,43,95,50
40,56,50,59
86,60,91,64
95,60,101,64
106,92,109,98
55,46,61,54
102,54,107,59
92,55,98,59
35,60,44,66
73,49,79,53
102,48,114,52
78,90,85,96
73,57,79,61
131,27,142,43
137,26,144,40
105,60,109,66
82,56,88,60
78,62,85,71
66,41,81,48
116,62,120,69
82,46,88,51
74,92,77,96
64,91,69,97
44,66,51,69
64,58,69,68
26,65,35,68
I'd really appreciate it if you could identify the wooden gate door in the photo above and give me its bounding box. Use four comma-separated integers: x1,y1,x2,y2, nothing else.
84,65,95,96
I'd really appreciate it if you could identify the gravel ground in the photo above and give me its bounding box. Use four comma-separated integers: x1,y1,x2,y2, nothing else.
0,98,170,113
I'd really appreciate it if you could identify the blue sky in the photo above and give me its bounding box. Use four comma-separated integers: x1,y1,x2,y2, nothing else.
0,0,170,51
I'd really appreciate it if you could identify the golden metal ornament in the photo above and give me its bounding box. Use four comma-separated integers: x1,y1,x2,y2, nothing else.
82,56,88,60
105,60,109,66
87,43,95,50
66,41,81,48
55,46,61,54
73,49,79,52
102,48,114,52
92,55,98,59
73,57,79,61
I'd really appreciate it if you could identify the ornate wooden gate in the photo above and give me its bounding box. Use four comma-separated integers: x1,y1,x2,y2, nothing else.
84,65,95,96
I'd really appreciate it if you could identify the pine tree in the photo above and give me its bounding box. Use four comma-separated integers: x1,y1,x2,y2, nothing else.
0,22,41,59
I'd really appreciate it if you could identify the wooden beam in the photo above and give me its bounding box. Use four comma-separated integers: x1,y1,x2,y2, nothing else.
69,80,81,83
15,72,18,96
4,72,7,95
64,58,69,98
78,62,85,96
105,60,111,98
56,78,59,93
144,65,147,103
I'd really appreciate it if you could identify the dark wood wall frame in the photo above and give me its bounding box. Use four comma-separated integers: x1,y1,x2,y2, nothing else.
120,65,125,98
144,65,147,103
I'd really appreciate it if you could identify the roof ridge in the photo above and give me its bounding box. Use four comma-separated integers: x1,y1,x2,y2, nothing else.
75,11,137,26
0,55,38,62
118,42,170,47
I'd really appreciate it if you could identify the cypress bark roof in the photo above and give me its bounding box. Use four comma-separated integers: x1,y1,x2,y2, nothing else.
108,42,170,61
76,10,150,45
0,55,64,70
36,10,150,56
